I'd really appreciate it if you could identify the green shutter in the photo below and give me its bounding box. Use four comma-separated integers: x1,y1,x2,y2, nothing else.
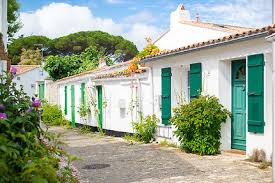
161,67,172,125
64,86,68,115
81,83,85,106
71,85,75,128
38,81,45,100
190,63,202,99
248,54,264,133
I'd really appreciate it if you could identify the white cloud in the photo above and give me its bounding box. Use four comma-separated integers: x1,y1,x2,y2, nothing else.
106,0,124,4
192,0,271,27
124,10,155,24
18,3,161,50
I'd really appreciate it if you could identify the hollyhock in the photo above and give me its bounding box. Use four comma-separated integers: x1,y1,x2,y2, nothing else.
0,113,7,119
0,104,5,111
32,100,41,108
10,67,17,75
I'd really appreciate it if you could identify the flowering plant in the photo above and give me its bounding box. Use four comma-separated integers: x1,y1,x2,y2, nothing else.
0,72,79,182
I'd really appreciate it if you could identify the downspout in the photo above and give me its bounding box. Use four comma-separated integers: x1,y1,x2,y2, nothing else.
272,0,275,181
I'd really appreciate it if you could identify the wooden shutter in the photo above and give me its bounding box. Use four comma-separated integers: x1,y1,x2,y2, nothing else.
64,86,68,115
161,67,172,125
81,83,85,106
248,54,264,133
190,63,202,99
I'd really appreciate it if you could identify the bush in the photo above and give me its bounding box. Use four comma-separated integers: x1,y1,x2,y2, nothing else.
0,70,78,182
133,114,158,143
42,104,69,126
171,95,230,155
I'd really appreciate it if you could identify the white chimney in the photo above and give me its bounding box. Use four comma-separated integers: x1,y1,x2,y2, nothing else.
0,0,8,49
170,4,191,29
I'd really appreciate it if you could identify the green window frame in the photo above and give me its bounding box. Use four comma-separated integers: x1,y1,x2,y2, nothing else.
64,86,68,115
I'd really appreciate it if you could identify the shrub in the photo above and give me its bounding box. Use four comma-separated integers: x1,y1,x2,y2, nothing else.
171,95,230,155
42,104,69,126
0,70,78,182
133,114,158,143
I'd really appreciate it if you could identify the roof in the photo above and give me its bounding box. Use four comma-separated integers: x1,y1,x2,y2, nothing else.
154,21,253,44
11,65,40,75
140,24,275,62
180,21,253,34
56,60,132,83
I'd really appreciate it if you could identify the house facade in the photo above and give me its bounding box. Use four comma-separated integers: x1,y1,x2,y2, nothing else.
51,5,274,159
12,65,49,98
0,0,9,75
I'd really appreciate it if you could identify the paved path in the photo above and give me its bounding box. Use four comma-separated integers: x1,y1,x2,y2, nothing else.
49,126,271,183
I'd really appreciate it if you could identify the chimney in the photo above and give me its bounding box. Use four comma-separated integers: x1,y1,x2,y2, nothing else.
170,4,191,29
99,57,106,68
195,13,200,23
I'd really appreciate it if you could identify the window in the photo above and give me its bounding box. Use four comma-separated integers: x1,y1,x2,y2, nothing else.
236,65,246,80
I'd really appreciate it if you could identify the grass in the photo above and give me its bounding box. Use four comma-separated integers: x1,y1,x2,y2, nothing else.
258,161,272,169
159,139,178,148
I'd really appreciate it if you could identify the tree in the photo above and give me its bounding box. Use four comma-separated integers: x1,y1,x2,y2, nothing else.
18,49,41,65
8,36,51,64
7,0,22,39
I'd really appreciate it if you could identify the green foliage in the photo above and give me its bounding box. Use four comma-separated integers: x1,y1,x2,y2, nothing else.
42,104,69,126
8,36,51,64
171,95,231,155
137,43,160,59
8,31,138,65
159,140,178,148
0,72,78,182
132,114,158,143
7,0,22,39
18,48,42,65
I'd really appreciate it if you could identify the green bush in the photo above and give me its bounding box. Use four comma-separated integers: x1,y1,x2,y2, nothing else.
171,96,230,155
0,71,78,182
133,114,158,143
42,104,69,126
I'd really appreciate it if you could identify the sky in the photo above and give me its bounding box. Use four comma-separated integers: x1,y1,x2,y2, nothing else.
17,0,272,50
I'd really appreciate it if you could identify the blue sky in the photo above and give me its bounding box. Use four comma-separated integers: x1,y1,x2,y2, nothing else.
17,0,272,49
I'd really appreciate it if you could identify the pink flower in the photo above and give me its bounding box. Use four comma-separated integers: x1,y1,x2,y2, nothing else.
0,104,5,111
10,67,17,75
32,100,41,108
0,113,7,119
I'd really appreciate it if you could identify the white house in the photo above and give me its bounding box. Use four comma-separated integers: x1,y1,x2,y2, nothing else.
0,0,9,75
51,4,274,159
12,65,49,98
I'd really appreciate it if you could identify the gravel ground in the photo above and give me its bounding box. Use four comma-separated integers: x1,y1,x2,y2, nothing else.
49,126,271,183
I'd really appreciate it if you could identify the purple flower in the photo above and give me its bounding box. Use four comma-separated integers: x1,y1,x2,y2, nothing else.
32,100,41,108
27,107,33,113
10,67,17,75
0,104,5,111
0,113,7,119
31,96,35,102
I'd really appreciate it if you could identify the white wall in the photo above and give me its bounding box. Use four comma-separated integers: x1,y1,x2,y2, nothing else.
0,59,7,75
13,67,49,97
0,0,7,48
146,37,273,158
155,24,231,51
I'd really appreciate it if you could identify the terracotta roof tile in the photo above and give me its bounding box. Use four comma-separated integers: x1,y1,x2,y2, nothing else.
11,65,40,75
140,24,275,62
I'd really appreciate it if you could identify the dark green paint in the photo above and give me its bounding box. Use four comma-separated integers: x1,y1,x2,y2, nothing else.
64,86,68,115
81,83,85,106
231,60,246,151
70,85,75,128
97,86,103,129
38,81,45,100
248,54,264,133
189,63,202,99
161,67,171,125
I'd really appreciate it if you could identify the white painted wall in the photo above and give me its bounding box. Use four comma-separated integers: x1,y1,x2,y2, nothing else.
0,59,7,75
13,67,49,97
146,37,273,159
0,0,7,48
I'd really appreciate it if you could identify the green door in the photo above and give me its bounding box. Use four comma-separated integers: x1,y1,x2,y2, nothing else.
38,81,45,99
97,86,103,129
70,85,75,128
231,60,246,150
161,67,171,125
